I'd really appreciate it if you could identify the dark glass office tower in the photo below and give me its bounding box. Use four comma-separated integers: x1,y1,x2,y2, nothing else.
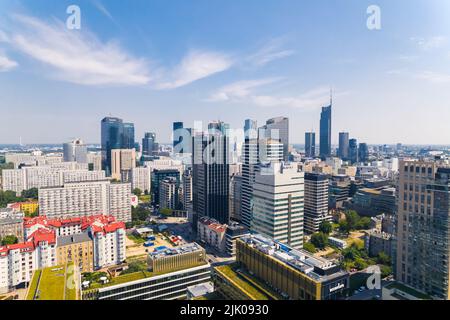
305,132,316,158
192,127,230,225
101,117,124,176
173,122,183,149
349,138,358,164
338,132,349,160
142,132,157,156
122,122,135,149
319,104,332,159
358,143,369,163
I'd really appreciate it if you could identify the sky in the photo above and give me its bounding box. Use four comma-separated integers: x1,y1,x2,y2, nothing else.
0,0,450,145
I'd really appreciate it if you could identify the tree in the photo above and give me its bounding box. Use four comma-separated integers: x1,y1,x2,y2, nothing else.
354,257,369,270
131,206,149,222
345,210,360,230
21,188,38,200
0,190,24,208
160,208,173,216
356,217,371,230
1,235,18,246
0,162,14,175
380,265,393,278
339,220,350,234
310,232,329,250
377,252,391,265
132,188,142,196
319,221,332,234
303,242,316,253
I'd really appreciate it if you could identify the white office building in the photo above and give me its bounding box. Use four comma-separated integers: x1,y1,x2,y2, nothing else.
251,162,304,249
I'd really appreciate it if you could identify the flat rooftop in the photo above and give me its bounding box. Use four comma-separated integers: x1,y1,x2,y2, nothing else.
83,261,209,291
26,264,77,300
215,264,282,300
240,234,348,283
149,242,203,260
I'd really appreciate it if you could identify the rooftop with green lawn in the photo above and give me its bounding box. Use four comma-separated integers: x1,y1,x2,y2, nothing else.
26,263,77,300
215,264,281,300
385,282,432,300
83,261,208,291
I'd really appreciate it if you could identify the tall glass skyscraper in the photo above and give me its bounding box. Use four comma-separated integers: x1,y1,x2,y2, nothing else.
101,117,135,176
173,122,183,148
305,132,316,158
122,123,135,149
358,143,369,163
261,117,289,161
319,104,332,159
192,124,230,226
338,132,349,160
142,132,157,156
101,117,124,176
349,138,358,164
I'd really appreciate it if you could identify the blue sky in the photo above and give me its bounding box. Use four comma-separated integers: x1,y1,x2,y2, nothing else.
0,0,450,144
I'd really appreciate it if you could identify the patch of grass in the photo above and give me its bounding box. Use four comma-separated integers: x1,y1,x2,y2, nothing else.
127,234,146,244
215,264,271,300
37,266,66,300
26,269,42,300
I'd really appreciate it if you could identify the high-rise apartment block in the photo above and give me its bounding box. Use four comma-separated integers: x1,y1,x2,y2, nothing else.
2,164,103,194
159,177,178,210
38,180,131,222
131,167,151,194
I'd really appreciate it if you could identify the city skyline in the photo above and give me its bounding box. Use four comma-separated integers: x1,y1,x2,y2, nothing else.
1,0,450,145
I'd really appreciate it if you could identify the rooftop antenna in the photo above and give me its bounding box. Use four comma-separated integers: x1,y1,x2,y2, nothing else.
330,86,333,106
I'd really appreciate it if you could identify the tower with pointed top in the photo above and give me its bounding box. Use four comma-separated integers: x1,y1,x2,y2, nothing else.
319,90,332,159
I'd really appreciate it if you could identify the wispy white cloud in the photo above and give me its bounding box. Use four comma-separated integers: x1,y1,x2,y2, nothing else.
92,0,117,25
8,14,150,86
247,37,295,66
155,50,234,90
208,78,281,102
0,54,18,72
410,36,447,51
414,71,450,84
208,78,332,109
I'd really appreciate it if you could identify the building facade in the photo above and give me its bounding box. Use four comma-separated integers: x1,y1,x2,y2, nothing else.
304,173,331,234
251,163,304,249
38,180,131,222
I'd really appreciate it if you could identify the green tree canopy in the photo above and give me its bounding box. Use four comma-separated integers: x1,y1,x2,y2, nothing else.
310,232,329,250
303,242,316,253
132,188,142,196
0,190,24,207
1,235,19,246
319,221,333,234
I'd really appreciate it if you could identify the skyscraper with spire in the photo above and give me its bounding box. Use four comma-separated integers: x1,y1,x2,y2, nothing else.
319,90,332,159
